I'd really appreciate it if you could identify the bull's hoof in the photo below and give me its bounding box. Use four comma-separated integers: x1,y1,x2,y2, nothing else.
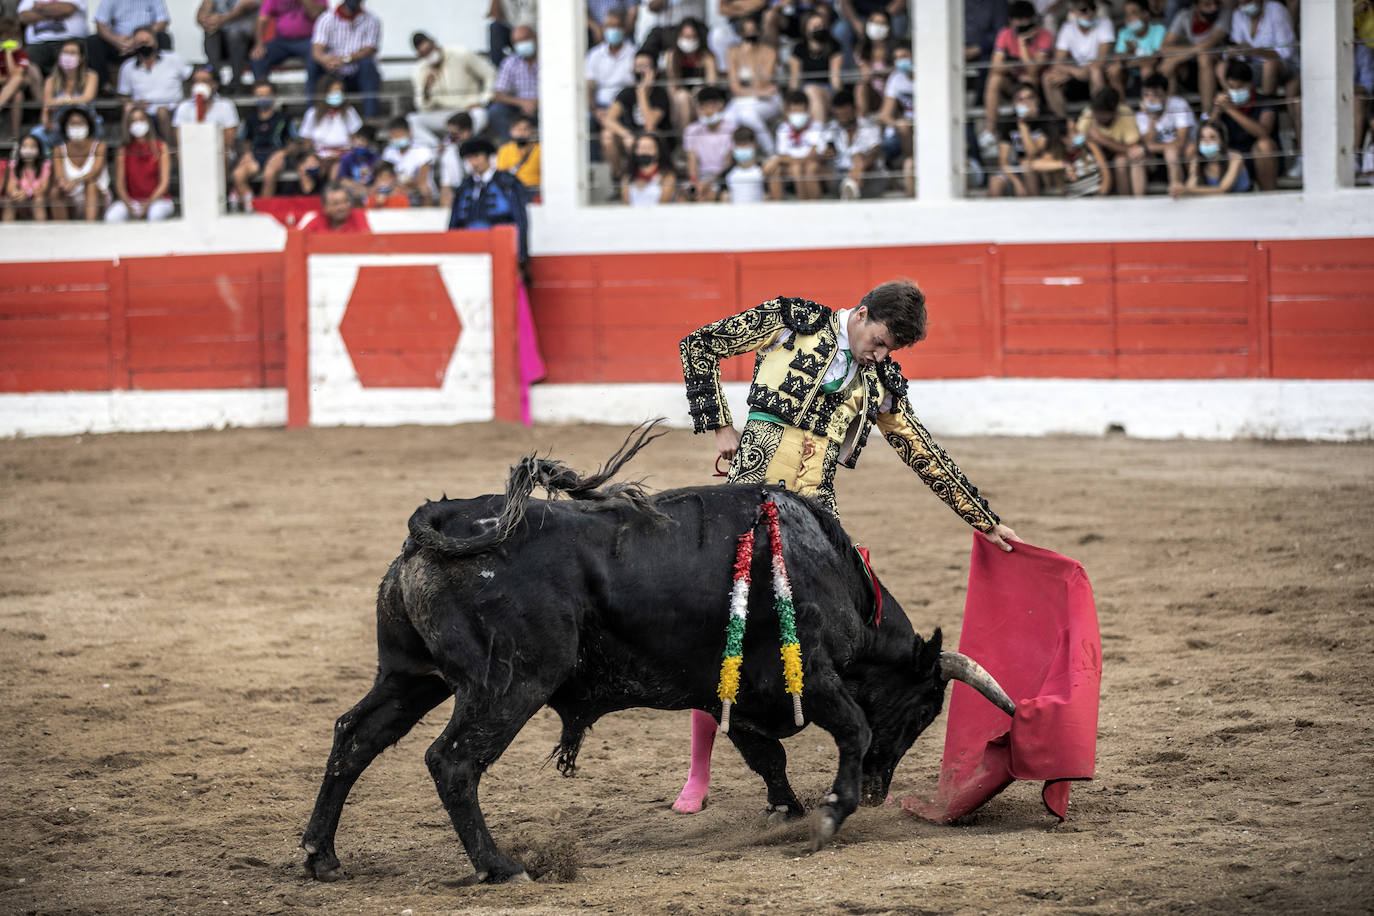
459,868,532,886
808,808,838,853
764,803,803,826
303,853,345,882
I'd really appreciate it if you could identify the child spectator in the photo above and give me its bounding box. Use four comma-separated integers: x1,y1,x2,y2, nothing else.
1160,0,1231,115
720,123,765,204
409,31,493,147
448,137,529,265
334,123,378,199
196,0,256,96
40,39,98,148
51,105,106,219
2,133,50,222
765,88,824,200
489,24,538,142
232,81,295,204
0,16,39,142
1062,120,1110,197
115,27,189,142
298,77,361,193
1136,71,1194,188
585,7,635,124
249,0,323,87
786,9,841,125
496,112,540,195
682,85,734,201
980,1,1053,145
877,43,913,177
300,181,369,232
437,110,473,209
723,14,780,155
106,107,173,221
987,81,1059,198
1224,0,1300,178
1043,0,1114,119
821,87,882,199
854,9,895,118
1206,58,1279,190
16,0,89,76
664,17,718,132
89,0,171,92
622,132,675,206
1170,120,1252,196
601,51,670,185
1108,0,1166,100
308,0,381,117
172,67,239,152
381,116,435,205
366,161,409,208
1076,86,1145,196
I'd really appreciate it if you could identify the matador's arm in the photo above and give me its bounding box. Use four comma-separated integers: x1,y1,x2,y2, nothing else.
679,298,791,433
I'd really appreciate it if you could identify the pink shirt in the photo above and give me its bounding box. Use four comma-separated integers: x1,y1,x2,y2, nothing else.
993,26,1053,63
261,0,317,41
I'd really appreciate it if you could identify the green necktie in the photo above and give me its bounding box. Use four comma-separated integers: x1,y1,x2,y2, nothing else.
820,349,853,393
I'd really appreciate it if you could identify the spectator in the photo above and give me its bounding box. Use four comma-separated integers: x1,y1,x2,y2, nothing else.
0,16,40,140
1205,57,1279,190
665,16,718,131
298,76,361,193
585,7,635,125
105,106,173,220
1076,86,1144,195
637,0,711,59
89,0,171,91
602,50,670,185
1159,0,1230,115
16,0,89,75
249,0,323,87
437,109,473,208
876,42,912,185
588,0,639,45
1136,70,1193,187
196,0,255,96
115,26,188,141
723,14,780,155
1170,120,1252,195
333,122,377,199
980,1,1052,144
496,111,539,194
765,88,824,199
39,38,97,146
366,160,408,208
1062,120,1110,197
821,87,881,198
489,23,537,142
1107,0,1165,101
964,0,1007,101
622,131,675,205
448,136,530,266
853,9,895,119
486,0,536,68
409,31,493,147
1224,0,1300,178
1044,0,1114,119
835,1,908,68
2,132,49,221
300,180,369,232
787,8,841,124
682,84,734,200
987,81,1059,197
708,1,765,69
231,80,295,203
382,116,434,204
720,122,765,202
309,0,380,118
50,105,106,219
172,66,239,151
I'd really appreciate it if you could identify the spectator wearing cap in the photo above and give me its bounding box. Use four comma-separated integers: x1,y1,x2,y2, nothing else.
1075,86,1144,196
309,0,380,118
489,23,537,142
249,0,324,87
1044,1,1113,120
448,135,530,267
585,7,635,128
1159,0,1230,117
172,66,240,152
116,25,188,141
682,85,732,201
300,180,369,232
486,0,536,68
495,111,540,195
382,115,435,205
409,30,494,148
196,0,257,96
89,0,171,91
16,0,89,75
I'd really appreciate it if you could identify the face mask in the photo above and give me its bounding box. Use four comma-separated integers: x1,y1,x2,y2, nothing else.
1240,2,1260,16
634,153,656,170
732,147,755,163
514,135,532,146
1199,140,1220,158
1126,19,1146,34
703,111,722,126
1077,14,1096,28
1014,103,1031,118
865,22,889,41
426,50,442,67
326,91,344,106
740,32,759,44
136,44,156,59
59,52,80,71
807,29,828,42
67,123,89,141
1199,8,1219,22
257,97,275,111
343,0,362,10
1015,23,1037,37
1228,87,1251,105
1072,133,1086,148
787,111,809,129
895,57,912,74
1143,99,1163,113
193,82,213,99
391,137,410,150
376,183,393,194
604,27,624,45
677,37,699,54
514,40,536,58
129,120,149,138
19,145,37,160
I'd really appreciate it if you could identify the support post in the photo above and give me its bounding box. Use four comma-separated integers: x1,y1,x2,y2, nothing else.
176,122,226,224
914,0,965,201
1300,0,1356,191
538,2,589,210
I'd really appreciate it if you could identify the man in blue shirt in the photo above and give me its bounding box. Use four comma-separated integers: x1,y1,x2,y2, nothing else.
447,136,529,268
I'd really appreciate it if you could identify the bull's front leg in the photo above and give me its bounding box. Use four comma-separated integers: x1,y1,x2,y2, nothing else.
804,680,872,852
724,726,805,822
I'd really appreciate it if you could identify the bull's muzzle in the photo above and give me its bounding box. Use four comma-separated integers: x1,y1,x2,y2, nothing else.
939,651,1016,716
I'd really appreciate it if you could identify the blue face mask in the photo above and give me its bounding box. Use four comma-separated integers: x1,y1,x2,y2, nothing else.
1072,133,1087,148
1228,87,1251,105
895,57,912,74
514,40,536,59
1240,2,1260,16
325,91,344,107
1126,19,1146,35
604,27,623,45
391,137,410,150
1014,103,1032,118
1198,140,1221,158
732,147,755,163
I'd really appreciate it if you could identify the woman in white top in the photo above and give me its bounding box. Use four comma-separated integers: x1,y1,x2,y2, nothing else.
51,107,108,221
622,133,675,206
720,124,766,204
298,78,363,194
722,16,780,156
41,40,99,145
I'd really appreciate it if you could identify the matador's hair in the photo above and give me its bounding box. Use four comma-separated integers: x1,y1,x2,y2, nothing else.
859,279,927,348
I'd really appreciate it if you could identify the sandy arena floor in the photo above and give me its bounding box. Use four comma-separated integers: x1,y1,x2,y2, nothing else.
1,422,1371,915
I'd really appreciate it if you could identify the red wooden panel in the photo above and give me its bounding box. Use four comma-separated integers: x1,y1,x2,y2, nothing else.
126,340,264,370
998,242,1113,275
1271,331,1374,358
264,367,285,386
127,279,266,318
0,339,110,368
126,309,265,339
0,260,109,288
0,368,112,391
123,252,288,285
902,352,988,378
1270,298,1374,333
262,338,286,366
337,352,453,388
1114,240,1254,275
0,316,109,339
1002,353,1116,376
1264,238,1374,268
1001,281,1113,315
1004,323,1114,351
1115,321,1251,352
867,258,986,294
1271,350,1374,378
1116,353,1253,378
0,288,111,316
1268,267,1374,298
130,368,266,389
338,331,462,351
1114,281,1252,315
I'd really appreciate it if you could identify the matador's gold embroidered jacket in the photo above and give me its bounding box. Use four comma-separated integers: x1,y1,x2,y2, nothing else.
679,296,1000,532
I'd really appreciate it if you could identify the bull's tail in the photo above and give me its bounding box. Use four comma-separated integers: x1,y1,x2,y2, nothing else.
407,419,669,558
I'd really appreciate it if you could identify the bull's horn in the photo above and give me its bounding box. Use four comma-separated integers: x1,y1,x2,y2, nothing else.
939,651,1016,716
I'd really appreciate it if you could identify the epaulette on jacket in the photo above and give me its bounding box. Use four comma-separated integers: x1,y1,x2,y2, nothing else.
779,297,831,335
878,358,909,398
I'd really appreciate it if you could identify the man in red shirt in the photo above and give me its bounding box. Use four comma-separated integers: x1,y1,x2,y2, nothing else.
299,182,370,233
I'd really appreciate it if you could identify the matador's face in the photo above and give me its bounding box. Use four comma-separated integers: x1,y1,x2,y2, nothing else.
847,307,895,366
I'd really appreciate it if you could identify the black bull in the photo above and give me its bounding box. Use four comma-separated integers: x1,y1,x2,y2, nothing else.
301,424,1014,884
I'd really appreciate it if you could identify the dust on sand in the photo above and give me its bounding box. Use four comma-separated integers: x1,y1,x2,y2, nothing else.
1,424,1371,914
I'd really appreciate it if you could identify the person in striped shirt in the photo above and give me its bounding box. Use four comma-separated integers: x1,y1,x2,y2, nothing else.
307,0,379,117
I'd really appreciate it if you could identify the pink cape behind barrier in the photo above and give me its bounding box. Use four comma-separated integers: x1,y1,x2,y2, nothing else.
517,282,546,426
905,537,1101,823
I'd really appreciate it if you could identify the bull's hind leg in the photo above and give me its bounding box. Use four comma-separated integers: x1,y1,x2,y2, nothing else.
301,671,452,880
724,727,805,821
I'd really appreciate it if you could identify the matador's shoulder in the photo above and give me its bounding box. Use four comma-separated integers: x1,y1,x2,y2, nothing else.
776,297,832,335
877,357,909,398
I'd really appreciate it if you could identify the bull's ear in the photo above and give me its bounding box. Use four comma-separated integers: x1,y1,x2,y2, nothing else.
914,627,942,674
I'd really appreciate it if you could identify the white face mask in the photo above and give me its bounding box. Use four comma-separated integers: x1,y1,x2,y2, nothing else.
426,50,442,67
193,82,213,99
129,120,150,138
787,111,809,129
703,110,722,126
66,123,89,141
865,22,889,41
677,36,699,54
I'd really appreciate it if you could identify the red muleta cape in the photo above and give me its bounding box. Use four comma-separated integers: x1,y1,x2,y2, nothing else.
905,536,1101,822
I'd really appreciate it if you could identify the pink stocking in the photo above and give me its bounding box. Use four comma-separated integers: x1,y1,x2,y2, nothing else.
671,709,717,813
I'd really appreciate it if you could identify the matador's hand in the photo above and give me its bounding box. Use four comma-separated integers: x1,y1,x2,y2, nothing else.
714,425,741,462
983,523,1022,553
